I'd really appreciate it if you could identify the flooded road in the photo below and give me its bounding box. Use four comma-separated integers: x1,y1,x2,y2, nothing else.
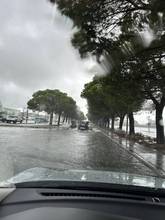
0,126,159,181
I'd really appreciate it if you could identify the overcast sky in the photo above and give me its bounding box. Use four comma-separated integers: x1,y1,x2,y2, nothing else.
0,0,95,113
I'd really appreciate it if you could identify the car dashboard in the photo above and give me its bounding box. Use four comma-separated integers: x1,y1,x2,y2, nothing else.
0,182,165,220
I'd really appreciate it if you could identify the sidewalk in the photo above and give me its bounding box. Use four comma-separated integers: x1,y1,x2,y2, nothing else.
99,127,165,178
0,122,70,129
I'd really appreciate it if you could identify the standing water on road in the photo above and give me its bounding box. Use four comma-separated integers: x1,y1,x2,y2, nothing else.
0,126,161,181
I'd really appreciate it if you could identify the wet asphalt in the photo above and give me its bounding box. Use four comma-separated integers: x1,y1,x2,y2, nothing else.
0,126,159,181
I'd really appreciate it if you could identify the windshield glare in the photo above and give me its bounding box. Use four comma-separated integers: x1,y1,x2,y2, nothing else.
0,0,165,190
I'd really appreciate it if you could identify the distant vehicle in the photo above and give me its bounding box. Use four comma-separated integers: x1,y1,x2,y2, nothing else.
17,116,23,124
71,120,77,128
0,116,3,122
35,117,48,124
5,115,17,124
78,120,89,130
24,117,35,124
1,117,6,123
0,114,7,122
2,115,22,124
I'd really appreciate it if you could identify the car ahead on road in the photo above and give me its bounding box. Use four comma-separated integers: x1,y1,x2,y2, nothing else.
2,115,23,124
70,120,77,128
78,120,89,130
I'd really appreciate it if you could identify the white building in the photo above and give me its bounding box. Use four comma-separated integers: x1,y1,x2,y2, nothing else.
0,101,21,116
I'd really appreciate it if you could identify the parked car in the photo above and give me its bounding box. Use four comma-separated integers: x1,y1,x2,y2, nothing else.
78,120,89,130
6,115,18,124
35,117,48,124
17,116,23,124
1,117,6,123
3,115,22,124
0,116,3,122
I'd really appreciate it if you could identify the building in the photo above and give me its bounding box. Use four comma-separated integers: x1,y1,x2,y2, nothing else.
0,101,21,116
3,107,21,116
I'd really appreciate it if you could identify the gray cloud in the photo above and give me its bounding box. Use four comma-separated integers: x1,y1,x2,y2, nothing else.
0,0,92,112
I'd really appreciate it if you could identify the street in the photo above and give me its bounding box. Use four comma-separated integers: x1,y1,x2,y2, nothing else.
0,126,162,182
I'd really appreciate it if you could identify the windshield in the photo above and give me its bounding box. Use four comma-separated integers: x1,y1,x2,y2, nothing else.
0,0,165,190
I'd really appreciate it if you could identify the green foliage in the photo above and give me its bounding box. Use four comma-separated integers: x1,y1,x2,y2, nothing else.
50,0,165,143
27,89,78,120
81,73,144,122
50,0,165,58
50,0,165,106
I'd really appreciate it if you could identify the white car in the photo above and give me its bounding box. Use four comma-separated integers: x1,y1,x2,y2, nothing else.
5,115,22,124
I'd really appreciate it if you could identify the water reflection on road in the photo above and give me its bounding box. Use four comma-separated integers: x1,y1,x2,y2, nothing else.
0,126,162,181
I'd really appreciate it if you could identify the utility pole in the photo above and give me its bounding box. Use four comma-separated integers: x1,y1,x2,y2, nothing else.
26,108,29,124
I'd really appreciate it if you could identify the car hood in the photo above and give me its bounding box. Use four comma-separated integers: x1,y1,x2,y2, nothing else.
1,167,165,189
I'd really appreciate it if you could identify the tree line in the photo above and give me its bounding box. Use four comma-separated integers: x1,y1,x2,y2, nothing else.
50,0,165,144
27,89,84,125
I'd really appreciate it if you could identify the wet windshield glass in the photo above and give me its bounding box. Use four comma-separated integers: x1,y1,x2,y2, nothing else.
0,0,165,189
